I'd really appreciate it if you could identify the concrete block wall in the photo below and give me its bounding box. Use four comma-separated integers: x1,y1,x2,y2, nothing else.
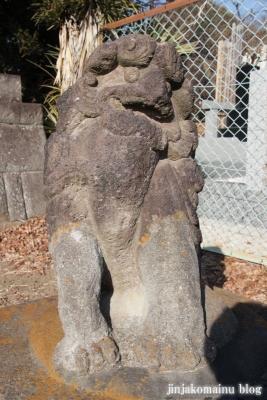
0,74,46,226
198,179,267,258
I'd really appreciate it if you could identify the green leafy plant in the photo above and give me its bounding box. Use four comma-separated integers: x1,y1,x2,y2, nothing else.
148,19,199,54
28,46,60,135
32,0,145,28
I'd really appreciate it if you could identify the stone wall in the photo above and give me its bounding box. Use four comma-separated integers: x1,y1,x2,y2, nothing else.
0,74,46,227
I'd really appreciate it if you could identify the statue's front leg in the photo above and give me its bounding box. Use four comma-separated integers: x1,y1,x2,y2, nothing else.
47,190,120,376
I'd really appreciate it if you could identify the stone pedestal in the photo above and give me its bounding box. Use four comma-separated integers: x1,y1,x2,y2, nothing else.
1,289,267,399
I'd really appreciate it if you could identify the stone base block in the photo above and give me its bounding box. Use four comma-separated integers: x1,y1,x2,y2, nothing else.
21,171,46,219
1,171,45,222
0,173,8,221
3,172,26,221
0,74,21,102
0,102,43,125
0,124,45,172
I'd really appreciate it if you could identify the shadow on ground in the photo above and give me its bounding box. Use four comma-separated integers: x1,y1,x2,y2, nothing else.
0,288,267,399
205,290,267,400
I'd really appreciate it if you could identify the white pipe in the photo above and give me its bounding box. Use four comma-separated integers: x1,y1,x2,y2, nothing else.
201,244,267,267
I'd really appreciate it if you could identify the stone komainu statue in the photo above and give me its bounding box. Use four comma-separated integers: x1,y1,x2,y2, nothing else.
44,34,215,376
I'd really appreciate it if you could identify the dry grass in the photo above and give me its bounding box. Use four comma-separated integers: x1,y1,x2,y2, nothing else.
0,215,56,307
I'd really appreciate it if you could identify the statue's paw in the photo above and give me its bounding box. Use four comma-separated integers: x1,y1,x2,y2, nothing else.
88,336,121,373
53,336,120,376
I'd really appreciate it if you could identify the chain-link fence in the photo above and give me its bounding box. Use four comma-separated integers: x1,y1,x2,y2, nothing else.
102,0,267,264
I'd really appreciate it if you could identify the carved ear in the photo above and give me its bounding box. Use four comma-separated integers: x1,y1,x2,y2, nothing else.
84,41,118,75
117,34,156,67
152,42,184,84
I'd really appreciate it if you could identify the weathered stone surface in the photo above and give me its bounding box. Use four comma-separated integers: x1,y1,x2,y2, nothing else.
152,41,183,83
172,78,195,120
21,172,46,219
0,74,46,223
0,102,43,125
85,41,118,74
0,125,46,172
3,172,26,221
0,174,8,221
45,34,230,377
0,73,21,102
117,34,156,67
